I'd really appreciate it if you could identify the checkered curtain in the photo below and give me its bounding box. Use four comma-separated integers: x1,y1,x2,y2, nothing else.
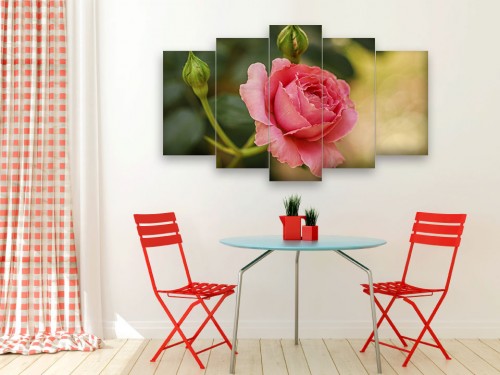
0,0,101,353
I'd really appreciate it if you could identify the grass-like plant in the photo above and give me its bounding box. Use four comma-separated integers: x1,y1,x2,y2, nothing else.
283,194,301,216
304,208,319,226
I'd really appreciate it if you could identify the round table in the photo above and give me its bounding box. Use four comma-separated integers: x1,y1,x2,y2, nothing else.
221,235,387,374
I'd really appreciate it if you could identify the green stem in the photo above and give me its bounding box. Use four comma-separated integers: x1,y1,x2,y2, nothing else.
242,133,257,149
204,136,238,156
240,145,268,157
227,156,241,168
200,97,239,152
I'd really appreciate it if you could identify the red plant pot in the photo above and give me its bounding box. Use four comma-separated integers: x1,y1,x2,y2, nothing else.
302,225,318,241
279,215,305,240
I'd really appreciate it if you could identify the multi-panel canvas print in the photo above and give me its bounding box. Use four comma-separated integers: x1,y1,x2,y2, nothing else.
162,26,428,181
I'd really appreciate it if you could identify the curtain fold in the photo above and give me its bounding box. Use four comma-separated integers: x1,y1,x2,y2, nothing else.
0,0,101,353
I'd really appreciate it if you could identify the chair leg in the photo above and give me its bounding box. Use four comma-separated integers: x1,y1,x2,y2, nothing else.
189,293,233,350
153,297,206,368
151,326,178,362
199,294,234,349
403,297,451,366
361,296,407,352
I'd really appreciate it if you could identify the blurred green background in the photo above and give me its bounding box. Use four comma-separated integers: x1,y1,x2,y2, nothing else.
215,38,269,168
163,51,215,155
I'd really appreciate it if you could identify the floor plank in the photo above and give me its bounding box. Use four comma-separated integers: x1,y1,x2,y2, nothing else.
204,342,232,375
176,338,213,375
72,339,126,374
1,338,498,374
281,339,311,375
100,339,148,375
418,341,473,375
347,339,397,375
154,342,186,375
232,339,262,375
481,339,500,354
42,350,91,375
440,339,499,375
377,340,422,375
0,354,19,370
19,352,67,375
260,339,287,375
129,339,165,375
324,339,368,375
458,339,500,372
301,339,338,375
389,339,444,375
0,354,42,375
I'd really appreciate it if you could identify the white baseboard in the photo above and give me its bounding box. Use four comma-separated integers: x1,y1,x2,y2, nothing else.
102,319,500,339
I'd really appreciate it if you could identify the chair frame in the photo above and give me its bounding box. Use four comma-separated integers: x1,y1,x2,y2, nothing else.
134,212,236,369
360,212,466,366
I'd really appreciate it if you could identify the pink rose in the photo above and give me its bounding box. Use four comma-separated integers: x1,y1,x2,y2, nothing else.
240,58,358,177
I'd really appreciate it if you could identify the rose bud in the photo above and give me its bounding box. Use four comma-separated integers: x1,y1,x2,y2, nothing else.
182,51,210,99
277,25,309,64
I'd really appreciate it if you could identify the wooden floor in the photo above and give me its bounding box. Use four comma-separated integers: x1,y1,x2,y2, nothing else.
0,339,499,374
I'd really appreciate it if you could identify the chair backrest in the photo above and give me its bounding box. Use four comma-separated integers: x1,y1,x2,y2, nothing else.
401,212,467,290
134,212,192,291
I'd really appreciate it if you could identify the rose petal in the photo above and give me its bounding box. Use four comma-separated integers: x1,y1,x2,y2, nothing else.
293,138,323,177
239,62,271,125
254,121,269,146
274,82,311,133
283,79,301,111
270,58,292,75
268,127,303,168
323,108,358,143
323,142,345,168
285,123,323,141
297,85,322,125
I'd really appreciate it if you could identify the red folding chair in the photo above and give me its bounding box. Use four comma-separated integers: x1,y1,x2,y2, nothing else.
360,212,466,366
134,212,236,369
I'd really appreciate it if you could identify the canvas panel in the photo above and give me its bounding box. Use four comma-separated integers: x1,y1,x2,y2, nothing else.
376,51,428,155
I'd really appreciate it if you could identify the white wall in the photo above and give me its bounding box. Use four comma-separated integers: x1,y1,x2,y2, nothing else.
95,0,500,339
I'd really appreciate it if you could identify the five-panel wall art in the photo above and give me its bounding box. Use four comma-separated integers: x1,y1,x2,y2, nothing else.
163,25,428,181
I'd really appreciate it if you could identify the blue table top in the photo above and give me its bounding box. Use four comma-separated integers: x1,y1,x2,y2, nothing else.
220,235,386,251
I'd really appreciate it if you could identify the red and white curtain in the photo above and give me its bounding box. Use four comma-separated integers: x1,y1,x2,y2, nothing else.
0,0,101,353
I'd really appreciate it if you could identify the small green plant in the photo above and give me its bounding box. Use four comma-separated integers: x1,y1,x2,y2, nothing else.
283,194,301,216
304,208,319,226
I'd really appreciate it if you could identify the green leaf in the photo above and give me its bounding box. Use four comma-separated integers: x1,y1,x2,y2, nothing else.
163,80,186,108
353,38,375,51
215,94,255,130
163,108,205,155
322,47,355,80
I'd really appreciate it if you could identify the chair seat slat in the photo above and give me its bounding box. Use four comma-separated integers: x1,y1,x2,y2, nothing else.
166,282,236,298
361,281,444,297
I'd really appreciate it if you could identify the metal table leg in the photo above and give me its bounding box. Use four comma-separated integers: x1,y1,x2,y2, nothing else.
335,250,382,374
230,250,274,374
295,251,300,345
